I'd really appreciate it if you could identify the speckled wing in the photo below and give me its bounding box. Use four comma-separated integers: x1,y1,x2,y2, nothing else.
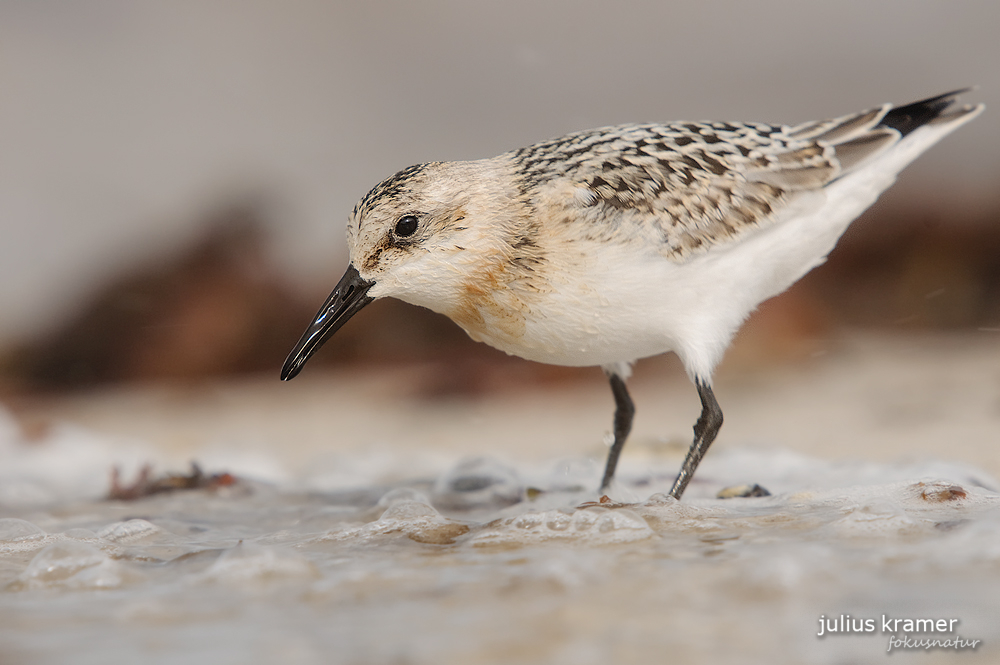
514,105,901,260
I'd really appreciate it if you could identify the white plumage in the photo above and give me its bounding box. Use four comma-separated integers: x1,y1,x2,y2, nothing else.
283,90,983,499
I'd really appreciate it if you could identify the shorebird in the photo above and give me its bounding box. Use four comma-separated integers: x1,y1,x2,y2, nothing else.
282,90,982,499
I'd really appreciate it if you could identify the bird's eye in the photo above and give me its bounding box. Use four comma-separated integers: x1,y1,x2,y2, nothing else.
394,215,419,238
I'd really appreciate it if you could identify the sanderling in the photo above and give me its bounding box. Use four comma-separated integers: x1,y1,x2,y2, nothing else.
282,90,983,499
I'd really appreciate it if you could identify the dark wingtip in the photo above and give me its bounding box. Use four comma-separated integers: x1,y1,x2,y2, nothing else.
880,88,974,137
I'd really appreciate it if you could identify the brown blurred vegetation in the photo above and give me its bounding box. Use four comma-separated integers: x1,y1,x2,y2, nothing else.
3,205,306,390
2,197,999,395
804,199,1000,329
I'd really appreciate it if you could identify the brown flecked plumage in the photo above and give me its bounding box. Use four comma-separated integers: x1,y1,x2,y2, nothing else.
283,90,983,500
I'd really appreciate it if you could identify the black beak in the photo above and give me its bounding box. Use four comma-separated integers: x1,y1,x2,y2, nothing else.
281,264,375,380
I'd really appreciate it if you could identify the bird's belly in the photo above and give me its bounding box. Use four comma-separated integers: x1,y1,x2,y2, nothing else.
505,322,674,367
471,307,675,367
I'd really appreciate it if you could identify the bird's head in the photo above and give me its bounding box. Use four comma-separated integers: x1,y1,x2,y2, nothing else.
281,159,514,380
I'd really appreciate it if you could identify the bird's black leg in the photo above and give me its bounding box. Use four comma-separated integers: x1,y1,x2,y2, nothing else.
599,371,635,492
669,378,723,500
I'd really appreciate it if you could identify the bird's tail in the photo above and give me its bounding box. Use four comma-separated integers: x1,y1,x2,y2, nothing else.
878,88,982,137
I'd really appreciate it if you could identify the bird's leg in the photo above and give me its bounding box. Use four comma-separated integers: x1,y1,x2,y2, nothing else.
669,378,723,500
599,371,635,492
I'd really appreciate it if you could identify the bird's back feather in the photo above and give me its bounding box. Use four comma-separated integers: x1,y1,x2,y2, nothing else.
511,91,983,264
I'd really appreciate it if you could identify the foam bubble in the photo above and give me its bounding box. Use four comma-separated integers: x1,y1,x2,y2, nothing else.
0,518,56,554
470,507,654,546
0,518,46,543
15,540,133,590
201,542,320,585
432,456,524,511
320,495,470,545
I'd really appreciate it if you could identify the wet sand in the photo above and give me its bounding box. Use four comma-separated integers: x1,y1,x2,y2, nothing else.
1,331,998,664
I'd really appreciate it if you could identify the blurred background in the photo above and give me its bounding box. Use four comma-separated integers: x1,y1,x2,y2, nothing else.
1,0,998,396
3,7,1000,662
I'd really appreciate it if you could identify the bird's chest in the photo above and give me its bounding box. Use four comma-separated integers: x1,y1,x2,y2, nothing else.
447,277,530,348
442,242,671,366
